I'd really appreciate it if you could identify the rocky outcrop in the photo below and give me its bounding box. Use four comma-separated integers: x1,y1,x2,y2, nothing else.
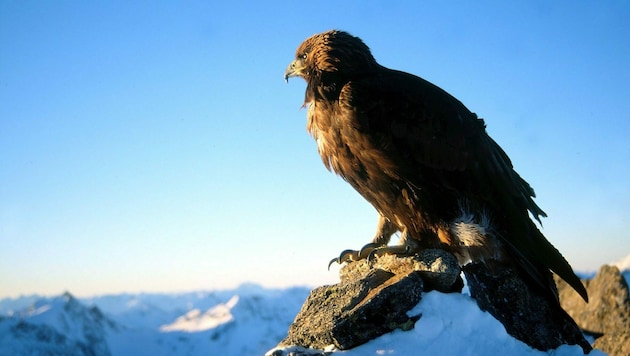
556,265,630,356
463,262,592,353
270,249,461,353
270,248,596,355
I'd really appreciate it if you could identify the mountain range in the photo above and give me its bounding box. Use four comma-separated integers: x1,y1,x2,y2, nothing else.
1,256,628,355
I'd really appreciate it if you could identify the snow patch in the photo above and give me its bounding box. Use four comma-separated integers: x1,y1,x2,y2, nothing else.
159,295,238,332
613,253,630,272
27,304,51,317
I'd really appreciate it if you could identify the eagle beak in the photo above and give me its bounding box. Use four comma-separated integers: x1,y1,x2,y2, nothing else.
284,60,299,83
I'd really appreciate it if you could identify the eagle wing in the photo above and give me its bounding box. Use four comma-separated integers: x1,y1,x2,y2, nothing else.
339,69,537,212
337,67,587,301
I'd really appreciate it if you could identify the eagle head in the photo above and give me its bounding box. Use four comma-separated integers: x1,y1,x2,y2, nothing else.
284,30,378,91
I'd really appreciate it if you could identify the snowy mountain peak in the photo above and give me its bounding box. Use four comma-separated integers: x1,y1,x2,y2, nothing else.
613,253,630,272
0,292,118,355
62,291,74,301
160,295,239,332
26,292,116,334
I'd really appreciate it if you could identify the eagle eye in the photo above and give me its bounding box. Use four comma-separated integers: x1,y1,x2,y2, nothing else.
301,53,308,60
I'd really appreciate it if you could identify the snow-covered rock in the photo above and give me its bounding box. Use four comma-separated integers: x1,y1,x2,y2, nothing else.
269,291,603,356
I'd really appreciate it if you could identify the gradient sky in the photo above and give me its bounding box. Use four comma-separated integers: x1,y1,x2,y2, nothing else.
1,1,629,298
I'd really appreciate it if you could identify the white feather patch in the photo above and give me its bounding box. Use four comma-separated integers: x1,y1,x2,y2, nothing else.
449,201,503,264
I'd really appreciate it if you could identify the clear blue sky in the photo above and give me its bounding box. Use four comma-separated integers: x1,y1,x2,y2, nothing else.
1,1,629,298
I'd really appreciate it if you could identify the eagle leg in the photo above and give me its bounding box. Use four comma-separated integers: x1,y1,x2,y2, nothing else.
327,214,400,269
365,226,421,261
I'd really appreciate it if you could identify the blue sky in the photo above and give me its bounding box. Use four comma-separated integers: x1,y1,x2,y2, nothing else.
1,1,629,298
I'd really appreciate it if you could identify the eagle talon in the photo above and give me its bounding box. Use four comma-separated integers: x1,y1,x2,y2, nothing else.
327,257,340,270
338,249,359,264
327,249,362,270
359,242,382,259
328,243,395,270
366,249,379,263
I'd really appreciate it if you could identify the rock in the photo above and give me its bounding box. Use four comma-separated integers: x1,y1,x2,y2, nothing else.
277,268,423,351
271,248,599,355
339,249,463,293
463,262,592,353
269,249,461,353
556,264,630,356
593,332,630,356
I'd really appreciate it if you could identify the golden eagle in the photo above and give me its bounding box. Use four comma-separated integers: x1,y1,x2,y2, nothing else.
284,30,588,304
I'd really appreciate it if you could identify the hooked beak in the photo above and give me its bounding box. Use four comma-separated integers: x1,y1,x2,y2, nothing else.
284,60,300,83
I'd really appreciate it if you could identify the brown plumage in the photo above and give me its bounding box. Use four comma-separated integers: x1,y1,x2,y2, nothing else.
284,30,588,304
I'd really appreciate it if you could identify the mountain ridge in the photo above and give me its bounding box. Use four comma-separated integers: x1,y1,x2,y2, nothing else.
2,254,629,355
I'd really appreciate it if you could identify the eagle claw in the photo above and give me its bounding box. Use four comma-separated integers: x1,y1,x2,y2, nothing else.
328,249,359,270
327,243,388,270
328,243,416,269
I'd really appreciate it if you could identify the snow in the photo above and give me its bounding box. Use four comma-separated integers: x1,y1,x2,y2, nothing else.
318,291,596,356
159,295,238,332
612,253,630,287
613,253,630,272
0,292,114,355
28,304,51,317
0,286,309,355
0,284,606,356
